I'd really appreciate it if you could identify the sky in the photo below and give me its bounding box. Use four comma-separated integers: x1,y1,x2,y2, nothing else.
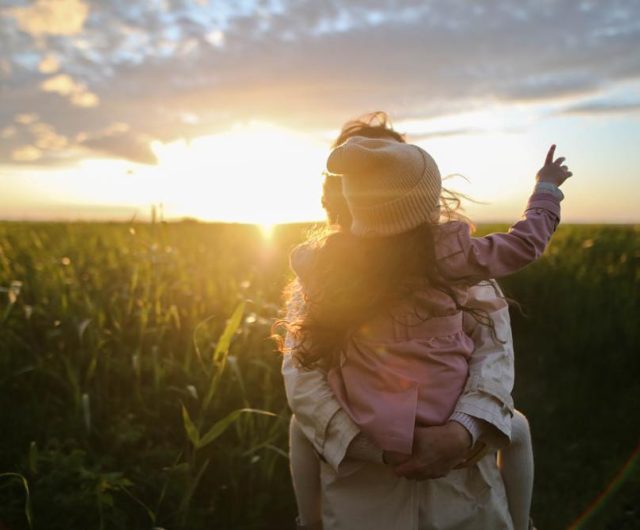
1,0,639,225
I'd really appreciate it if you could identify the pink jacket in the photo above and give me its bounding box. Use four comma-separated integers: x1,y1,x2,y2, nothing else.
293,191,561,454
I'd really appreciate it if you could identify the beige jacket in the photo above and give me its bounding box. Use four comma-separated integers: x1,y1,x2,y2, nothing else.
282,281,516,530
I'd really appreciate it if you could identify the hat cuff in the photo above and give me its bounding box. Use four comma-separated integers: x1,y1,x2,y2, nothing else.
350,179,441,237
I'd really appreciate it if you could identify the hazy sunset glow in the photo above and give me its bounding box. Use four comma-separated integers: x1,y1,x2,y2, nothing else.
1,0,639,223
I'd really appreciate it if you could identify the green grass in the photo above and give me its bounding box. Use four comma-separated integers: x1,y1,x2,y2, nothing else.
0,221,638,530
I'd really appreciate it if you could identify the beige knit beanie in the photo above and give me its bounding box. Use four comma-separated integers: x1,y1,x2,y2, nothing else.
326,136,441,236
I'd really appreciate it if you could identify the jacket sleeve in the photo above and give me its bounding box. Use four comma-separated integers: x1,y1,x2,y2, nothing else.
281,280,362,471
438,192,561,282
453,280,515,449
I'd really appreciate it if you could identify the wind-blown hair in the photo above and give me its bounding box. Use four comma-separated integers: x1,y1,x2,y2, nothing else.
332,111,405,147
285,224,447,369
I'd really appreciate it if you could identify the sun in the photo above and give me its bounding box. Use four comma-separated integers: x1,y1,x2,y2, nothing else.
146,121,329,225
20,121,331,224
24,117,539,225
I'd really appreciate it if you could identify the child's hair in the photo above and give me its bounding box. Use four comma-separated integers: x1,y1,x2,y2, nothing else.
332,111,406,147
276,111,501,369
285,225,448,369
322,112,473,229
322,112,405,227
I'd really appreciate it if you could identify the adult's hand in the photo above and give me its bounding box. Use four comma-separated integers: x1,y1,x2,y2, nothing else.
392,421,472,480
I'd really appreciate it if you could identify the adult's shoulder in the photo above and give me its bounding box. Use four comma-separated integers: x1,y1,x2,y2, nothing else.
290,242,317,283
467,280,508,312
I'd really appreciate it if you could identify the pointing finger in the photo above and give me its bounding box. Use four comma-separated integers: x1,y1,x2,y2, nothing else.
545,144,556,166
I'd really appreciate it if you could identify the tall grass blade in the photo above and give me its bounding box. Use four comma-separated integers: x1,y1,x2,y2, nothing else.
0,472,33,529
28,441,38,475
213,302,245,364
178,458,210,523
197,408,275,450
181,404,200,447
201,302,245,414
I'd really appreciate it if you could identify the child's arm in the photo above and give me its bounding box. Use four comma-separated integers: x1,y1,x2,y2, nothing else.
438,145,572,282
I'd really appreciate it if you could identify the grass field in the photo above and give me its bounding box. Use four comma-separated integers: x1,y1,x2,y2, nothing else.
0,221,638,530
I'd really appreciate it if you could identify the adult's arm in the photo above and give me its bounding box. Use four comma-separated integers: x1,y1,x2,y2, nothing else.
391,280,515,479
281,279,515,472
452,280,515,448
281,282,366,471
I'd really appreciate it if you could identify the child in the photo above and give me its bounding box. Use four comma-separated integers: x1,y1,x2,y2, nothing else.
286,136,571,530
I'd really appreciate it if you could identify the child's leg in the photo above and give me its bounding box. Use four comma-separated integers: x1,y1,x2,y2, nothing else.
498,410,534,530
289,415,322,528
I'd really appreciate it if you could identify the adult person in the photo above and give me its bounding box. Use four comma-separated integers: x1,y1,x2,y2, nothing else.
281,112,530,530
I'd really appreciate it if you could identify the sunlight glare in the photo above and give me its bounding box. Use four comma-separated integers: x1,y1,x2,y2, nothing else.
149,121,327,224
259,223,276,239
412,131,536,221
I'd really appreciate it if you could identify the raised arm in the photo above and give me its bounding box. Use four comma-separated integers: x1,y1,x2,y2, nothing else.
438,193,559,282
437,145,571,282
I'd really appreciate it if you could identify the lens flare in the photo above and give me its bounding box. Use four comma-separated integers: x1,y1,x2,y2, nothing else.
567,443,640,529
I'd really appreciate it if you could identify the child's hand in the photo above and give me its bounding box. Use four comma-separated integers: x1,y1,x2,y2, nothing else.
536,144,573,187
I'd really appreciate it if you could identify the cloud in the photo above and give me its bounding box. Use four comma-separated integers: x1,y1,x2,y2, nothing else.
1,0,640,169
1,115,73,165
80,135,156,164
5,0,89,37
29,122,68,150
411,128,484,142
40,75,79,95
40,74,99,107
560,100,640,116
0,58,11,79
14,113,40,125
12,145,42,162
204,30,225,48
79,123,157,164
1,125,17,139
95,0,639,129
38,54,60,74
